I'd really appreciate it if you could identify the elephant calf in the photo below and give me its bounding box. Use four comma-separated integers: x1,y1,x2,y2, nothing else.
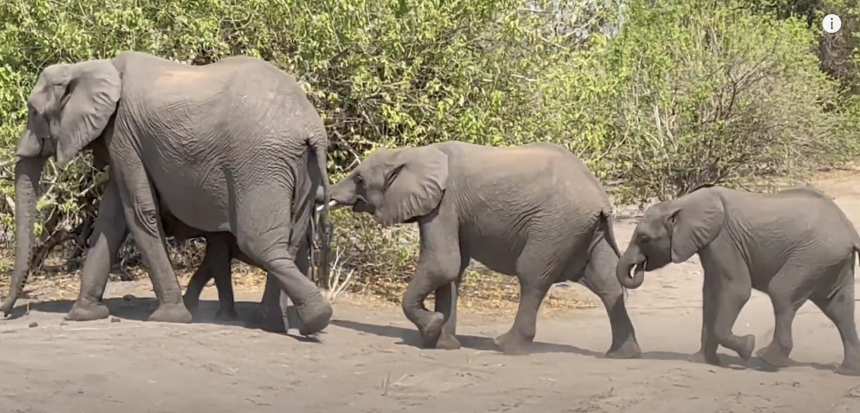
617,185,860,376
326,141,641,358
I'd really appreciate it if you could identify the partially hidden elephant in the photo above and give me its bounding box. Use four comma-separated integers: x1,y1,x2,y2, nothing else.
325,141,641,357
160,209,310,332
3,51,333,336
616,185,860,376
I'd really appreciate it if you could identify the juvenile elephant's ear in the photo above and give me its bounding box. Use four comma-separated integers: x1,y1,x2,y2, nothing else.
375,147,449,225
668,188,725,263
55,60,122,167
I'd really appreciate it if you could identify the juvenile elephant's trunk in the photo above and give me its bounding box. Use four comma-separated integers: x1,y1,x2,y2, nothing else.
616,244,646,289
1,156,47,316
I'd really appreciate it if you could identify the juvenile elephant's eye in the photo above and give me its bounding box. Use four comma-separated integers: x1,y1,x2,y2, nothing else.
354,174,365,185
637,234,650,243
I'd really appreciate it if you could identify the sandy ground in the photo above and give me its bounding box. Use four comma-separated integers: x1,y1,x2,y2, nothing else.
3,173,860,412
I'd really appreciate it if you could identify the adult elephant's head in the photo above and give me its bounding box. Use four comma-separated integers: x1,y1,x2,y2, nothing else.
616,187,725,289
327,146,449,226
2,60,121,316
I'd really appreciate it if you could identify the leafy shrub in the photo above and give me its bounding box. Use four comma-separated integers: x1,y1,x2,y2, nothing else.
0,0,856,305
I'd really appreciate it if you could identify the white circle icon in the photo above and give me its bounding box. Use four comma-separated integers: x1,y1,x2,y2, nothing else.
823,14,842,33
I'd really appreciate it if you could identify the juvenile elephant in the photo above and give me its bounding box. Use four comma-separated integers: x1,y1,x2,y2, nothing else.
616,185,860,376
3,52,333,336
326,141,641,357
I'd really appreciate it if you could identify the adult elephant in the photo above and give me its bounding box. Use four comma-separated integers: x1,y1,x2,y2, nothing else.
324,141,641,357
616,185,860,375
2,52,333,336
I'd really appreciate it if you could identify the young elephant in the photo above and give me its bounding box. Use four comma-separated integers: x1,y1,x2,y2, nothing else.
616,185,860,376
326,141,641,358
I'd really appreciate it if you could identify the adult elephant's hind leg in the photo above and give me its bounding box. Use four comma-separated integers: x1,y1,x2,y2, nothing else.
67,179,128,321
236,202,331,336
494,241,567,356
580,239,641,359
111,158,191,323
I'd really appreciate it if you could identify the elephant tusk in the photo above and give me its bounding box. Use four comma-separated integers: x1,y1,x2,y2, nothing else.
317,199,339,212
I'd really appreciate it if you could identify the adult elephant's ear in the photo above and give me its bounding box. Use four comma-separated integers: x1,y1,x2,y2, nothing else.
375,146,449,226
668,188,725,263
55,60,122,167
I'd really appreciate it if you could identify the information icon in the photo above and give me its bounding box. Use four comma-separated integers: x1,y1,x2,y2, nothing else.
823,14,842,34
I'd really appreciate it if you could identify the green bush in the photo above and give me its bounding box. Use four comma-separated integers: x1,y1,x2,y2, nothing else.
0,0,856,301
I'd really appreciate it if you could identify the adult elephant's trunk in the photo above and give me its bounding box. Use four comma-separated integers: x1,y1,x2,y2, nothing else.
1,156,47,316
616,244,646,289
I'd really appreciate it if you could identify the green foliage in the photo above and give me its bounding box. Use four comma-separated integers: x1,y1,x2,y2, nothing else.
0,0,857,295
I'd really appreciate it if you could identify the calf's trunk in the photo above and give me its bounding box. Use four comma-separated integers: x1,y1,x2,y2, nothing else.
616,244,646,289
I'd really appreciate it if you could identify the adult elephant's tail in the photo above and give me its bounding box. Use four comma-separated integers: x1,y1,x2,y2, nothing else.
310,134,331,283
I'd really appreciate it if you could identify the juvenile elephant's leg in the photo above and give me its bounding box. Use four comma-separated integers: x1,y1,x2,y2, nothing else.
209,236,238,320
810,264,860,376
580,240,641,359
111,158,191,323
432,271,465,350
689,274,721,366
706,255,754,361
401,218,462,348
182,260,213,316
755,268,813,368
67,179,128,321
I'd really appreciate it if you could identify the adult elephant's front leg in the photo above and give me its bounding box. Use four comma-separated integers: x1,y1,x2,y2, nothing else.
66,179,129,321
111,158,191,323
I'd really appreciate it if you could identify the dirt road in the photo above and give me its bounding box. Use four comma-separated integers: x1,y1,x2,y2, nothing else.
3,173,860,413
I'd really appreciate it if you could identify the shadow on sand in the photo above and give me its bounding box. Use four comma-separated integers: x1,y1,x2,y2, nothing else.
331,318,843,375
2,297,323,343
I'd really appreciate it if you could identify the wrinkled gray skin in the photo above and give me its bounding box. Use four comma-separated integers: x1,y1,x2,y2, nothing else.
326,141,641,357
3,52,333,336
616,186,860,376
161,211,307,332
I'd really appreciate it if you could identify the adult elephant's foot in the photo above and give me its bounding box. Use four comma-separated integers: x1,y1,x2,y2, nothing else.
689,350,722,366
755,344,792,368
149,303,193,324
435,333,461,350
417,312,445,348
65,300,110,321
605,339,642,359
735,334,756,361
494,331,532,356
296,300,333,336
